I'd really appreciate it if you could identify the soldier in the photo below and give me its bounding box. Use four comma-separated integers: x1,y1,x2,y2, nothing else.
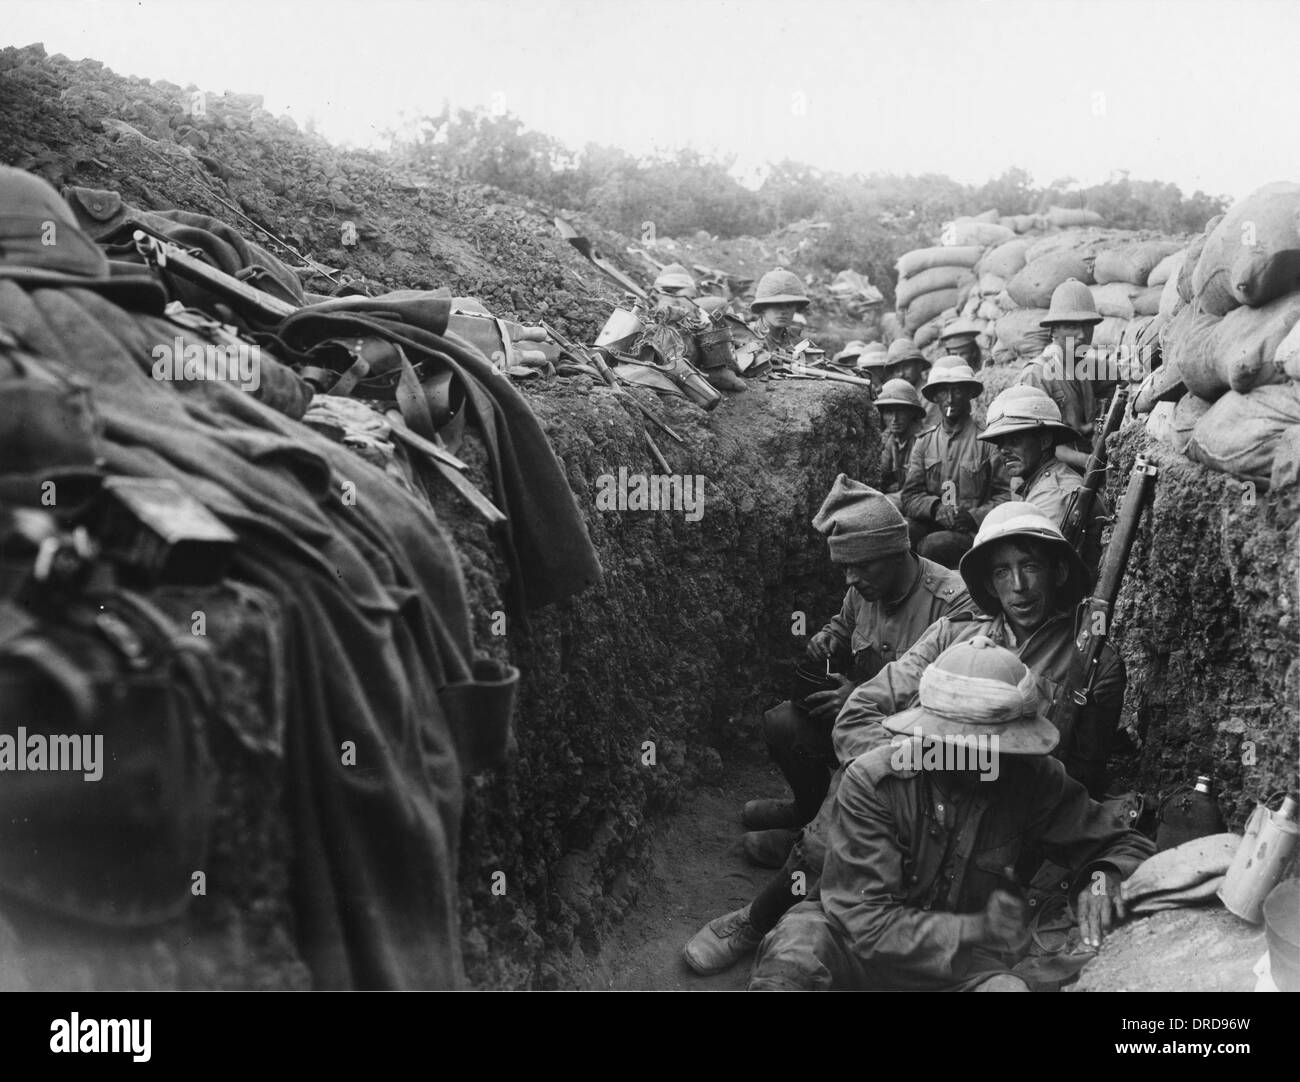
683,503,1127,978
1017,279,1109,473
874,379,926,503
978,386,1108,576
749,636,1154,991
831,340,869,370
748,267,812,355
937,317,983,371
650,263,746,392
738,476,973,855
858,343,890,397
884,337,938,426
900,363,1011,567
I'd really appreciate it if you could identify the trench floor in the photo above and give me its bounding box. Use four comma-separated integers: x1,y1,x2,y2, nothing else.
568,747,786,991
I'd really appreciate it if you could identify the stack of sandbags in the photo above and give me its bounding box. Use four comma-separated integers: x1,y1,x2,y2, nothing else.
894,244,981,336
1147,182,1300,489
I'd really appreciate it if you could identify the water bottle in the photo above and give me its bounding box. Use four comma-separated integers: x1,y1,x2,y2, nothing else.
1155,775,1225,851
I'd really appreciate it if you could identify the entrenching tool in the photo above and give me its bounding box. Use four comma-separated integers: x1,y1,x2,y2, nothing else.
554,217,648,300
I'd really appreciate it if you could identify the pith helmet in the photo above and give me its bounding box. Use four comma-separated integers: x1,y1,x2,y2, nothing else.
1040,278,1103,326
920,362,982,401
752,268,810,311
654,262,697,296
978,386,1076,443
0,167,165,312
833,340,868,364
958,501,1089,614
886,337,927,365
874,378,925,415
939,318,982,344
882,635,1059,756
859,343,891,371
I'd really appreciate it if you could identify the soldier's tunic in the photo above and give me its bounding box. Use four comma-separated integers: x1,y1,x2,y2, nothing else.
834,611,1124,794
900,416,1011,528
1016,456,1109,579
816,556,975,684
1017,345,1096,453
749,747,1154,991
879,419,923,497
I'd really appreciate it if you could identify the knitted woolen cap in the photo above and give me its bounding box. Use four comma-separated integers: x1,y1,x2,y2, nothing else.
811,473,909,563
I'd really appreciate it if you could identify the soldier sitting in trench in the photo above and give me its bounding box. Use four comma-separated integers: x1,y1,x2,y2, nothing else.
684,476,974,974
682,503,1126,977
747,636,1154,991
900,363,1011,568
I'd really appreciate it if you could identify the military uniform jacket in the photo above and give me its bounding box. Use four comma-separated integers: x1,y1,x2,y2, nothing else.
746,319,806,355
1018,457,1109,578
818,746,1155,990
879,420,922,495
899,416,1011,526
834,611,1125,796
1017,347,1097,449
818,556,975,682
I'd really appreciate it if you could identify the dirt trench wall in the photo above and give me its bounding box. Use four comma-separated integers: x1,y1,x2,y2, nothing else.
1110,426,1299,826
447,380,878,987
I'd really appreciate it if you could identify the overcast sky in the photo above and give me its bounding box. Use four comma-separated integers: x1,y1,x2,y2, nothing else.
5,0,1293,201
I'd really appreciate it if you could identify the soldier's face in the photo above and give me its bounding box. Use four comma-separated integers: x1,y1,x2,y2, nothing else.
1049,322,1093,358
888,360,926,388
879,407,914,437
993,431,1053,478
761,302,799,329
934,385,973,423
845,553,906,602
984,539,1068,634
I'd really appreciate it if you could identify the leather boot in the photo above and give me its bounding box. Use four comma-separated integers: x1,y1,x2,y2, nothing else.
704,366,747,393
743,828,798,869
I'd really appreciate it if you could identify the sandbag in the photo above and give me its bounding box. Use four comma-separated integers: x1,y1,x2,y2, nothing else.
1158,269,1184,320
976,297,1002,322
896,266,975,309
1093,317,1127,350
1044,206,1104,229
1179,292,1300,398
1147,250,1185,287
895,246,983,278
1185,383,1300,486
1276,319,1300,381
1091,282,1141,319
1009,214,1042,234
1178,232,1208,303
1026,231,1088,263
1007,251,1092,308
904,289,959,332
1270,425,1300,491
994,308,1051,360
966,209,1000,224
977,272,1006,297
1172,304,1229,400
914,316,944,349
1144,400,1176,445
1194,182,1300,316
949,220,1015,247
978,239,1032,279
996,289,1018,314
1133,285,1164,316
1171,393,1214,453
1094,241,1184,286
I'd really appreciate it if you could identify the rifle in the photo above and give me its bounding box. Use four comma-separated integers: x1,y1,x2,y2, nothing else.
133,229,299,321
1060,383,1130,551
133,230,508,524
540,319,684,461
1052,455,1158,738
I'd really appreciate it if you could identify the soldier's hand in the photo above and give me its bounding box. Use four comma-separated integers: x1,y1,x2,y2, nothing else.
804,675,855,722
1076,871,1125,948
980,888,1030,952
952,509,977,532
935,502,958,528
805,632,836,661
